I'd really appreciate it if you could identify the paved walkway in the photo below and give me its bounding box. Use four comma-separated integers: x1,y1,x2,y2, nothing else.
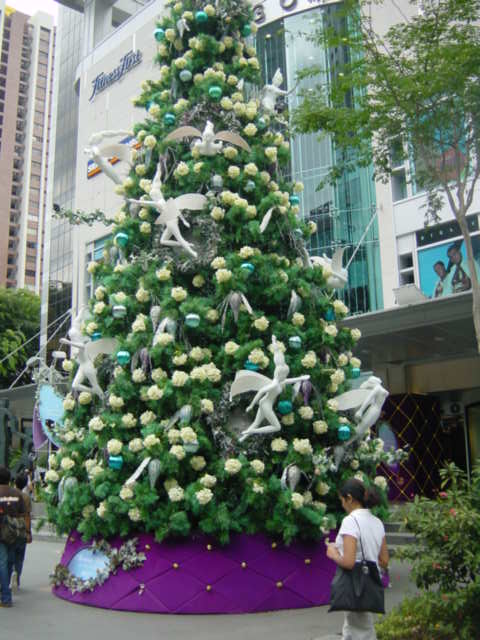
1,540,415,640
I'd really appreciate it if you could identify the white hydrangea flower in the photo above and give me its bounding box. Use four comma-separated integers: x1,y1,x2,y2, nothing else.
172,370,189,387
195,488,213,505
147,385,164,401
271,438,288,452
338,354,349,367
291,492,304,509
224,458,242,475
144,434,160,448
121,413,137,428
281,413,295,426
293,438,313,455
128,507,142,522
291,312,305,327
189,346,204,361
156,267,171,281
250,459,265,474
171,287,187,302
374,476,388,490
192,274,205,287
315,481,330,496
298,406,314,420
136,287,150,303
211,206,225,221
63,394,75,411
190,456,206,471
168,486,185,502
107,439,123,455
331,369,345,385
172,353,188,366
167,429,181,444
132,368,146,383
180,427,197,444
351,459,360,470
333,300,349,315
215,268,232,283
224,341,239,355
97,502,107,518
301,351,317,369
140,410,156,426
129,438,143,453
151,368,167,382
62,359,74,372
324,324,338,338
132,314,147,333
45,469,59,483
201,399,214,414
253,316,269,331
351,328,362,341
239,245,254,258
313,420,328,434
327,399,339,412
109,394,125,409
350,357,361,368
120,486,134,501
170,444,186,460
154,332,174,346
200,474,217,488
252,481,264,494
78,391,92,405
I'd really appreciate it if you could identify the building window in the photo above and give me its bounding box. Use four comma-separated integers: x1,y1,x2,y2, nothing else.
85,235,111,300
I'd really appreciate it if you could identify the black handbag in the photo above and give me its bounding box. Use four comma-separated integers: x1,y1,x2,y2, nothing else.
328,516,385,614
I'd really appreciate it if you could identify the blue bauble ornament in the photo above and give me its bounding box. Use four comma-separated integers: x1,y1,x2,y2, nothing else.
108,455,124,470
115,231,128,247
338,425,351,441
277,400,293,415
164,112,176,125
289,195,300,206
185,313,201,328
244,360,259,371
112,304,127,319
324,308,335,321
195,10,208,23
145,100,155,111
154,27,166,42
242,24,252,36
288,336,302,350
240,262,255,274
179,69,193,82
91,332,102,341
245,180,256,192
351,367,361,379
208,85,222,100
116,350,131,366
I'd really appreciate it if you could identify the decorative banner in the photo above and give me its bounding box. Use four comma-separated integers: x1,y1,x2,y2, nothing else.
68,548,111,581
37,384,65,447
87,136,141,179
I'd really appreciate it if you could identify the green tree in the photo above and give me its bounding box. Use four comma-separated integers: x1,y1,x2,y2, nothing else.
0,287,40,387
293,0,480,351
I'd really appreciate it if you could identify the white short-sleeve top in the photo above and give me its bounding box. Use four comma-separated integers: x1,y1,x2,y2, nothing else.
335,508,385,564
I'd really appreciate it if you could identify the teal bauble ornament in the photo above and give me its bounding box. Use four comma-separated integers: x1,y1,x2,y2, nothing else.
211,174,223,189
185,313,201,328
277,400,293,415
145,100,154,111
240,262,255,274
293,228,304,237
338,425,351,441
154,27,166,42
91,332,102,341
289,195,300,206
245,180,256,192
179,69,192,82
184,441,199,454
195,10,208,23
116,350,131,366
242,24,252,36
112,304,127,319
164,112,176,125
325,308,335,321
351,367,361,379
115,231,128,247
244,360,259,371
288,336,302,350
257,116,267,130
108,455,124,470
208,85,222,100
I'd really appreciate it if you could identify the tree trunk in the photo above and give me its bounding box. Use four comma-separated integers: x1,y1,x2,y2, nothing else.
457,213,480,353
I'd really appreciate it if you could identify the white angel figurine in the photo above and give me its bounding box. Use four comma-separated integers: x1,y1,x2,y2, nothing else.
230,336,310,442
129,162,207,257
261,68,292,114
84,130,132,185
333,376,389,467
60,308,118,399
164,120,251,157
310,247,348,289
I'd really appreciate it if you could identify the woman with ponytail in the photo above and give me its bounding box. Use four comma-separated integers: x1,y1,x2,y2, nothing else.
326,478,389,640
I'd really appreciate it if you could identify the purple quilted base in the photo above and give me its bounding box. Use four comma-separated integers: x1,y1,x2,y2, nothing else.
53,531,337,614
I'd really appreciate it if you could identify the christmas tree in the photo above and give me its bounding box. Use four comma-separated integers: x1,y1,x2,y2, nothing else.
45,0,395,547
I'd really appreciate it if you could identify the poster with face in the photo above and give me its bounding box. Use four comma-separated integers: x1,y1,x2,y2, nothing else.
418,235,480,298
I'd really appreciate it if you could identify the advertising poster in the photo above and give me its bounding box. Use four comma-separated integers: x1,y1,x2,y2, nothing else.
418,235,480,298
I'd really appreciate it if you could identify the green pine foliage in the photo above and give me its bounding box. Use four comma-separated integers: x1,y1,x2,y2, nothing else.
44,0,393,545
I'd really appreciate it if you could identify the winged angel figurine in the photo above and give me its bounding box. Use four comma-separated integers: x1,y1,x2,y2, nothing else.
261,68,294,115
84,130,133,185
310,247,349,289
164,120,251,156
230,336,310,442
60,308,118,399
332,376,389,468
130,162,207,257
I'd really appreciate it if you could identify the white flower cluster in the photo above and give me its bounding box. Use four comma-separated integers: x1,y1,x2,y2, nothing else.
293,438,313,455
224,458,242,475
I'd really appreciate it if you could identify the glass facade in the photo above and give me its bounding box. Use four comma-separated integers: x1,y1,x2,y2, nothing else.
256,7,383,314
46,6,83,353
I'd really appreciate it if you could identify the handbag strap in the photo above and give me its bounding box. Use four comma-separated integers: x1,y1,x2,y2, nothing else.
351,514,366,563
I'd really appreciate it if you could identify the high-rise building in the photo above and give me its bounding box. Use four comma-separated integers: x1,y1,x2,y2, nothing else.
0,2,56,292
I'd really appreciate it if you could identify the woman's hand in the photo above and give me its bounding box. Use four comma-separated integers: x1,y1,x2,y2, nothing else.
326,542,341,562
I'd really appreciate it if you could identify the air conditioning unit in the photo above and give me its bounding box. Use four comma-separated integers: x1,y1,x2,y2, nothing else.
440,401,463,417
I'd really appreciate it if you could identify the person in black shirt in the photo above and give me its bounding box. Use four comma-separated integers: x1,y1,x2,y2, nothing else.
0,466,25,607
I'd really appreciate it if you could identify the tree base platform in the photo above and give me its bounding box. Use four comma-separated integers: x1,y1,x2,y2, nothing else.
52,531,336,614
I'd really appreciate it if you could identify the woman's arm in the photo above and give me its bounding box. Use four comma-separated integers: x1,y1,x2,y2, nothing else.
326,535,357,570
378,536,389,570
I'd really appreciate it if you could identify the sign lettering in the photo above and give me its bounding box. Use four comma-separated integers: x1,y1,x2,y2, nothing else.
89,50,142,101
251,0,335,25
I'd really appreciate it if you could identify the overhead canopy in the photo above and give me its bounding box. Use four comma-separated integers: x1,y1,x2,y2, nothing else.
342,291,478,370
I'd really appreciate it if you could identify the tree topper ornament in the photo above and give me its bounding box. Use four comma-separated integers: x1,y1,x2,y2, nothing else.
310,247,349,289
60,307,118,399
129,162,207,257
164,120,251,156
84,130,132,185
332,376,389,468
230,336,310,442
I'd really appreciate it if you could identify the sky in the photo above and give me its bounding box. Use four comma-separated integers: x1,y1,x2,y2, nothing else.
6,0,59,21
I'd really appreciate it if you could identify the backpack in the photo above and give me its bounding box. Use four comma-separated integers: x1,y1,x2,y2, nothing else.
0,514,27,545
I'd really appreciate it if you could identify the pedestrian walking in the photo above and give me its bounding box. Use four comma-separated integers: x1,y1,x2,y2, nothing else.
0,465,25,607
10,473,32,592
326,479,389,640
